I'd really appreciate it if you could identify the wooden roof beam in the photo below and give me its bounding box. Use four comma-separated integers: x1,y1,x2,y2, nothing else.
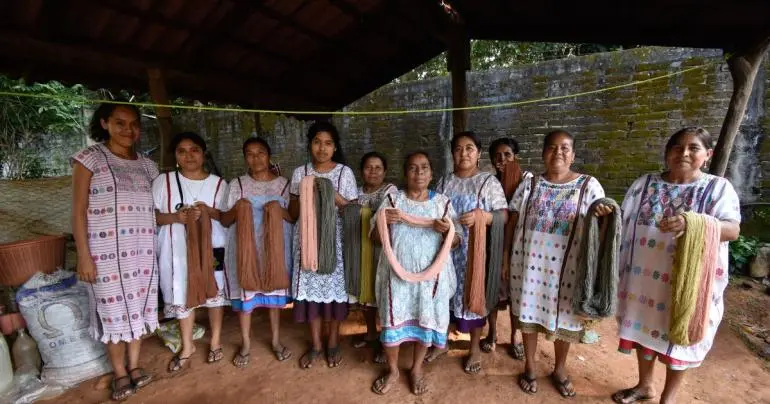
241,0,377,68
0,31,337,108
92,0,351,87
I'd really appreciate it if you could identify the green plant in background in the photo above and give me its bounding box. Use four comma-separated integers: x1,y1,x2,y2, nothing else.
729,235,760,274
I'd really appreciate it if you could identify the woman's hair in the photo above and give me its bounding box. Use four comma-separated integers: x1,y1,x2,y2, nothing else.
403,150,432,176
450,131,482,151
170,131,207,152
360,151,388,172
242,137,272,156
489,137,520,161
307,121,346,164
665,127,713,155
542,130,575,152
88,102,141,142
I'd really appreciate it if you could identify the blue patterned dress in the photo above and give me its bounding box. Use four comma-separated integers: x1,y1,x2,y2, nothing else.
376,191,458,348
437,172,507,331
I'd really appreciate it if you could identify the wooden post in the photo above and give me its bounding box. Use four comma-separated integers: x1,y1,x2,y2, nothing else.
147,68,174,171
709,37,770,177
447,27,470,134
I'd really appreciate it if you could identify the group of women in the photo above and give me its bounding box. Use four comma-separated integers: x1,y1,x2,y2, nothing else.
72,102,740,403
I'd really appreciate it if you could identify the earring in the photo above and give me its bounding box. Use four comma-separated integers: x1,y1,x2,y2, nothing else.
476,160,480,168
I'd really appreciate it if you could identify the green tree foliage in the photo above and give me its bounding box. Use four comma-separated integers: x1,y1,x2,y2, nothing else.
396,41,626,82
0,76,88,179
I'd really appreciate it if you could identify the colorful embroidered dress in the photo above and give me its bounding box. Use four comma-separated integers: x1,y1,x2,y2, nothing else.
71,143,159,343
616,173,740,368
508,173,604,342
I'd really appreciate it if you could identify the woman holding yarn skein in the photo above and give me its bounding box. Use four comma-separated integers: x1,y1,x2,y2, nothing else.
613,127,740,404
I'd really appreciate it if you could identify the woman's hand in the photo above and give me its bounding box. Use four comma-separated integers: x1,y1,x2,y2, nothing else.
175,208,190,223
593,203,614,217
433,218,451,234
77,256,97,283
659,214,686,238
459,209,490,227
385,208,402,225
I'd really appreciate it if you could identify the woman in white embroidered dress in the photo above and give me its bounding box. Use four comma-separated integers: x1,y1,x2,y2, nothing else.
289,121,358,369
612,128,740,404
509,130,613,398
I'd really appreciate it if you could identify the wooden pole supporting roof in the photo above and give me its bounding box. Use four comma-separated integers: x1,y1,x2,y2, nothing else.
709,37,770,177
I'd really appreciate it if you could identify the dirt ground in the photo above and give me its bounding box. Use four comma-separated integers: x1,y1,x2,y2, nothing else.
47,289,770,404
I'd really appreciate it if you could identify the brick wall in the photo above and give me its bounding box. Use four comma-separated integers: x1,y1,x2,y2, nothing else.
3,46,769,243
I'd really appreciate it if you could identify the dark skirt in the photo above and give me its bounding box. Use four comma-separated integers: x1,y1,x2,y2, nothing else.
294,300,349,323
451,312,487,333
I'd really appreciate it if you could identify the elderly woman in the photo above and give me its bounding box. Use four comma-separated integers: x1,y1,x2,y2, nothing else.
371,151,459,396
481,137,528,360
509,130,613,398
352,151,398,364
429,131,508,374
612,127,740,404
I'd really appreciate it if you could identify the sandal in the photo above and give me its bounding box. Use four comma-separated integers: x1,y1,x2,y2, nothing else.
410,372,428,396
480,336,496,353
167,354,192,373
463,355,482,374
127,367,152,389
272,345,293,362
326,346,343,368
233,352,250,368
518,372,538,395
612,388,655,403
372,371,399,395
207,347,224,363
111,375,136,401
423,347,448,363
551,373,577,398
300,348,322,369
508,343,525,360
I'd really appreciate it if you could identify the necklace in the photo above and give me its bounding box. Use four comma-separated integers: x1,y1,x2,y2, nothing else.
179,174,207,203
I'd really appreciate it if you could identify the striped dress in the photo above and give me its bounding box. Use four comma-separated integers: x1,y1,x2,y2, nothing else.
71,144,159,343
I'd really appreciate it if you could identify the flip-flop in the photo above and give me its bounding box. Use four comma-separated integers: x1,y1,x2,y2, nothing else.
272,345,293,362
233,352,250,368
508,343,525,360
111,375,136,401
463,356,482,374
372,372,398,395
551,373,577,398
612,388,655,403
207,347,224,363
410,372,428,396
518,373,538,395
480,336,496,353
300,348,322,369
326,346,343,368
128,367,152,389
167,354,192,373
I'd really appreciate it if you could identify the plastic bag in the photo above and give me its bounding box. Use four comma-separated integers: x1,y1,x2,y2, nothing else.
155,320,205,353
